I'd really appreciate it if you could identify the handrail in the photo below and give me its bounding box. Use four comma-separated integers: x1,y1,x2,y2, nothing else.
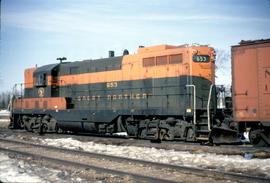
207,84,213,131
186,84,196,125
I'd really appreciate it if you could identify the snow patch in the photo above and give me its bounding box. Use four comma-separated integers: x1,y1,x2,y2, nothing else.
242,131,250,143
0,152,86,183
0,153,43,182
0,110,10,116
41,138,270,177
113,132,128,136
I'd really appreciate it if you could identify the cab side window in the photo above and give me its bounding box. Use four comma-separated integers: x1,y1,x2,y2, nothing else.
35,73,47,86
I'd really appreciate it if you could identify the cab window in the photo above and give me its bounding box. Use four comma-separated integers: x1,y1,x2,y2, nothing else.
35,73,47,86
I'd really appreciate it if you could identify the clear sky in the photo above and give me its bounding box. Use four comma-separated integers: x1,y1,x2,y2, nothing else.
0,0,270,92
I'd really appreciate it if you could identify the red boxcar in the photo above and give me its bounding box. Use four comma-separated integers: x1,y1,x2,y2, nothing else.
231,39,270,146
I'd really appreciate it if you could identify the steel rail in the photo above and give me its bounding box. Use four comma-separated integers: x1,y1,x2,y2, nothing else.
3,129,269,150
0,137,269,183
0,147,176,183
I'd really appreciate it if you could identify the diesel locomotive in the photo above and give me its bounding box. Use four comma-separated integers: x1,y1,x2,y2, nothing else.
9,40,270,146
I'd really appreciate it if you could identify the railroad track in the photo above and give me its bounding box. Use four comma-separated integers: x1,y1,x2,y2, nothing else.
0,138,269,183
2,129,270,158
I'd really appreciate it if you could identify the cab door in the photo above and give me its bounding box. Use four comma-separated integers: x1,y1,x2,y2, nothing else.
51,67,60,97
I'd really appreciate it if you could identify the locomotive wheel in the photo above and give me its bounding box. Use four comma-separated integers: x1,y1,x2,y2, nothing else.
24,118,34,132
39,123,48,135
55,123,60,133
249,128,270,147
17,116,25,129
159,129,167,140
28,117,37,132
186,128,195,142
24,122,30,131
22,116,30,129
55,125,64,133
163,129,175,141
139,128,147,138
159,129,175,140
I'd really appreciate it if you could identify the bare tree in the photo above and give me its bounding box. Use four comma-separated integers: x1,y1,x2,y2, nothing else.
215,49,231,96
0,91,11,109
0,73,3,88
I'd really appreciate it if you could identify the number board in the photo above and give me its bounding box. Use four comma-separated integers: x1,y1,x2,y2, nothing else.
38,87,45,97
193,55,210,62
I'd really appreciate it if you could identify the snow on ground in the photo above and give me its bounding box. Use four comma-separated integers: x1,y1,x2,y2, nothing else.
0,110,10,127
242,131,250,143
0,152,84,183
0,153,42,183
0,110,10,116
0,119,10,123
41,137,270,177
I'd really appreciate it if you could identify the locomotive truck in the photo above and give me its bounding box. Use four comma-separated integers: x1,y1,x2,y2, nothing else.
9,39,270,146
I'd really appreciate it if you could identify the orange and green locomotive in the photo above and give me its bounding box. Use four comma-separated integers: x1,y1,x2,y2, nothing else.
10,44,233,143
